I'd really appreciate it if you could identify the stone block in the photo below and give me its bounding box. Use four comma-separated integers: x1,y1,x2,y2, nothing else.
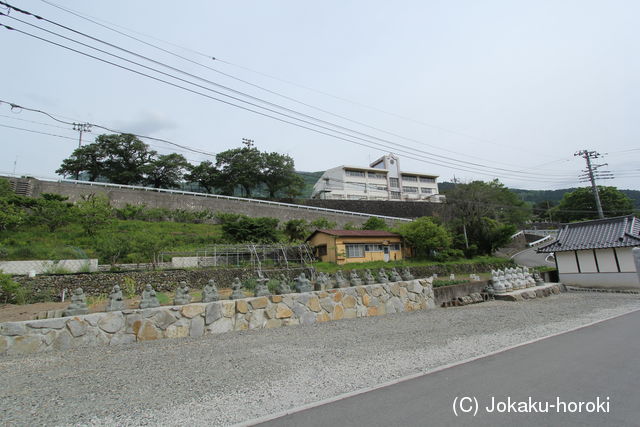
367,307,378,316
343,308,357,319
265,319,282,329
0,335,9,354
407,281,423,294
83,314,102,327
356,287,367,297
181,304,205,319
236,300,249,314
249,310,266,329
153,310,177,330
27,318,66,330
356,306,368,317
318,291,329,298
221,301,236,317
333,304,344,320
342,295,357,308
320,297,334,313
270,295,283,303
234,314,249,331
390,283,401,297
205,303,224,325
42,331,56,346
133,319,159,341
9,335,44,355
292,302,308,318
265,303,277,319
333,292,343,302
53,329,72,350
98,312,125,334
316,312,330,322
125,313,143,334
371,286,384,297
190,316,205,338
276,304,293,319
207,317,234,334
282,317,300,327
306,297,321,312
0,323,26,336
399,287,408,298
66,318,88,337
249,297,269,309
110,333,136,346
362,294,371,306
300,312,316,326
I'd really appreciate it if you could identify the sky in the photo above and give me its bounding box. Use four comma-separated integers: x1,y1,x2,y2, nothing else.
0,0,638,191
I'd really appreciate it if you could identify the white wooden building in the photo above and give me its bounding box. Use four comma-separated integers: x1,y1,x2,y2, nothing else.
538,215,640,289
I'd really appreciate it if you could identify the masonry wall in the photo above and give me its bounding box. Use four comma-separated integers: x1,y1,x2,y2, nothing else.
298,199,444,219
0,279,435,355
17,178,407,228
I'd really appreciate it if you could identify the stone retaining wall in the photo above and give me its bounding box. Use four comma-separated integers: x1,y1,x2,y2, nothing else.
0,279,435,356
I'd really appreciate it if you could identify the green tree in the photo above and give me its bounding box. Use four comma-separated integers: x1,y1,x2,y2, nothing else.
551,186,634,222
75,194,113,236
283,219,309,242
99,134,156,185
130,232,173,266
261,151,304,198
184,160,219,193
0,199,25,231
218,214,280,243
95,231,133,265
468,217,517,255
361,217,389,230
396,216,452,259
29,198,75,232
0,178,13,197
56,143,104,181
143,153,190,189
215,146,263,197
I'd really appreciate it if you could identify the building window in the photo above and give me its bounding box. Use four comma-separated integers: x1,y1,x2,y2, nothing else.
390,191,401,199
420,177,436,183
420,188,433,194
345,244,365,258
345,170,365,177
364,244,383,252
390,244,401,251
403,186,418,193
389,178,399,188
348,195,366,200
401,175,418,182
368,172,386,179
316,245,327,257
370,184,388,191
346,181,366,189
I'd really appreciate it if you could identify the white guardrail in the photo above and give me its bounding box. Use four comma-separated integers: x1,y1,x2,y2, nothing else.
15,174,413,223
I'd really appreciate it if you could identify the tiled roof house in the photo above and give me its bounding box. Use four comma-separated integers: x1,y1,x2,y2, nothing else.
537,215,640,289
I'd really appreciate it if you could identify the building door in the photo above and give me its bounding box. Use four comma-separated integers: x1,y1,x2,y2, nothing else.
383,246,390,262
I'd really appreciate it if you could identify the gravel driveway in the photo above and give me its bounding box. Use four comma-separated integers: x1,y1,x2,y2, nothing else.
1,292,639,426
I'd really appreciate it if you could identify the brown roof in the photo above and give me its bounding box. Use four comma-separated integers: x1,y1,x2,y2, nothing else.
537,215,640,253
306,229,401,240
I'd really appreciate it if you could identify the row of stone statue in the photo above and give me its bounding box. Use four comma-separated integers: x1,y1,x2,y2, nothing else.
487,267,543,294
63,267,418,315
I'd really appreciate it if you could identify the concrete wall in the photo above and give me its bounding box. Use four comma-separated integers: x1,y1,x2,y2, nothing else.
0,259,98,275
298,199,444,219
559,273,640,289
0,279,435,355
14,178,410,228
556,247,639,289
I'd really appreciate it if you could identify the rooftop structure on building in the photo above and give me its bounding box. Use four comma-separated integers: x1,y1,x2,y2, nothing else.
310,154,445,202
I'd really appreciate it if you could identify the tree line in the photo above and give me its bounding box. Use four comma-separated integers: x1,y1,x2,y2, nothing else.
56,134,305,198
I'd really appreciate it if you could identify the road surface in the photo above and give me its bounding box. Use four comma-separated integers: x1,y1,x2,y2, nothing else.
258,309,640,427
512,247,555,268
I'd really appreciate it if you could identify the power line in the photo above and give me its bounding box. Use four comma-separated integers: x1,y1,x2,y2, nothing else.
0,9,579,183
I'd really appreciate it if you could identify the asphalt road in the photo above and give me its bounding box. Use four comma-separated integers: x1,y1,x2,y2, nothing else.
512,247,555,268
258,309,640,427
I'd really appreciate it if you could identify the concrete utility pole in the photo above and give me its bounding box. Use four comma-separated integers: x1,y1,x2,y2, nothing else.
574,150,614,220
73,122,92,148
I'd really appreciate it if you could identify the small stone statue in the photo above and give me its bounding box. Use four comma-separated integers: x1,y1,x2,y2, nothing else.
64,287,89,316
449,273,456,280
490,270,505,294
315,272,331,290
230,277,245,300
255,271,271,297
140,284,160,309
377,268,389,284
106,285,125,312
364,269,376,285
349,270,362,287
276,274,293,295
173,281,192,305
401,267,414,281
295,272,314,293
202,279,219,302
389,268,402,282
533,271,544,285
334,270,348,288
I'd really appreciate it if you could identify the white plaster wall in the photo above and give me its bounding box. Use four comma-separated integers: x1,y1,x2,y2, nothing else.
577,250,598,273
559,272,640,289
595,249,618,273
171,257,199,268
617,247,637,273
557,252,579,273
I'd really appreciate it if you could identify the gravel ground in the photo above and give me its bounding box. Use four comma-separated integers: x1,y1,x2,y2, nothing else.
1,292,640,426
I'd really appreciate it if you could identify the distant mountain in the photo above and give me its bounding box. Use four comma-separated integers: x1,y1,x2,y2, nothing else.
439,181,640,209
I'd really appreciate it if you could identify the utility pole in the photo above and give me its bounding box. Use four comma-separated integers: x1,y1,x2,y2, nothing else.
241,138,254,148
574,150,614,219
73,122,92,148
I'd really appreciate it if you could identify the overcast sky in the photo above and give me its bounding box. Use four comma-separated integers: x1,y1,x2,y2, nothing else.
1,0,638,191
